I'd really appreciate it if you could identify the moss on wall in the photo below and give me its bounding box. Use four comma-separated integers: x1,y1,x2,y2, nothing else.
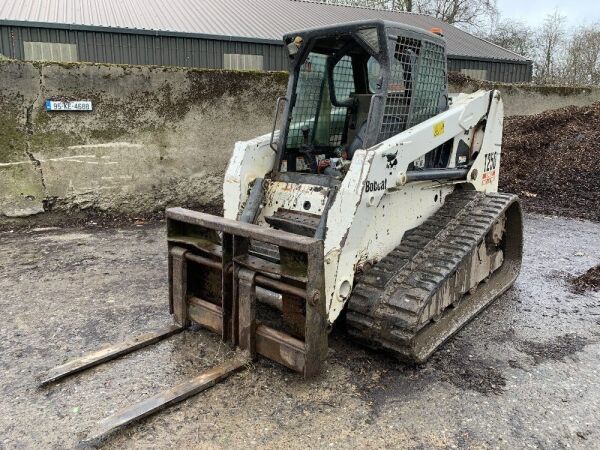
0,59,290,219
0,114,26,163
448,73,600,97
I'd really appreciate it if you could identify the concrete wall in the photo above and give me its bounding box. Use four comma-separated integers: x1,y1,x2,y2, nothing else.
447,58,532,83
1,60,598,223
448,75,600,117
0,60,286,220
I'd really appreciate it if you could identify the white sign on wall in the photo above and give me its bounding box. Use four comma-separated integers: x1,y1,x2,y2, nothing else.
45,100,93,111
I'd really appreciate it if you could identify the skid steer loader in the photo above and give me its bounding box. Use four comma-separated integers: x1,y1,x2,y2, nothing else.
40,20,522,441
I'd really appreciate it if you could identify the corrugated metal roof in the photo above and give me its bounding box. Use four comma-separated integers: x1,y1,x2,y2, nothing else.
0,0,529,62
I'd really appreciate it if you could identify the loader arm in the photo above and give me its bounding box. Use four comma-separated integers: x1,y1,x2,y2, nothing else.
223,132,277,221
312,89,503,320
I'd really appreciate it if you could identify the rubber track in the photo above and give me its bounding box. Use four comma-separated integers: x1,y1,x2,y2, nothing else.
346,190,521,363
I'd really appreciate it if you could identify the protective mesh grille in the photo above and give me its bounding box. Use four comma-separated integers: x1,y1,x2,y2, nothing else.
287,53,327,149
329,56,354,146
286,53,355,149
379,36,446,142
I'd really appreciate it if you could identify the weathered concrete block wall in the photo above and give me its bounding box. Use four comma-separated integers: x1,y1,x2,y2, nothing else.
449,77,600,117
0,60,286,219
1,60,598,223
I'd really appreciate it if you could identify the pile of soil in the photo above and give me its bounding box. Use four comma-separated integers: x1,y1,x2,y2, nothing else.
448,71,473,86
571,265,600,294
500,102,600,221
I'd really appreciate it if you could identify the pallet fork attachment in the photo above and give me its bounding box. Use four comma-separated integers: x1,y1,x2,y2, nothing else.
39,325,184,387
85,354,250,442
166,207,328,377
39,207,327,442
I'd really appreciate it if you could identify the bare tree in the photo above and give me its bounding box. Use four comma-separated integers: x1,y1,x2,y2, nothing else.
534,9,567,83
317,0,497,25
481,19,535,58
414,0,498,29
317,0,406,9
563,24,600,85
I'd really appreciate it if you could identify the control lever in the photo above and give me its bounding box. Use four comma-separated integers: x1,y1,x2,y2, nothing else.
299,125,318,173
301,125,310,145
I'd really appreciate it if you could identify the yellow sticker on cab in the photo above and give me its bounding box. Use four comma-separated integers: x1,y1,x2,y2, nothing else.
433,121,445,137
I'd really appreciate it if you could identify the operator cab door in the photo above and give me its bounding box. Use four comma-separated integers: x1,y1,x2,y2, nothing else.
278,33,382,176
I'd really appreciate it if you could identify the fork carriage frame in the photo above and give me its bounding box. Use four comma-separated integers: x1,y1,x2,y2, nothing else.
167,207,328,378
38,208,328,442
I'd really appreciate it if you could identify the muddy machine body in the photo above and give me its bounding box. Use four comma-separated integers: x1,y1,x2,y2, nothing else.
41,20,522,441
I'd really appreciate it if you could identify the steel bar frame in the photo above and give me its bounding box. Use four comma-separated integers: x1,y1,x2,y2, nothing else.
167,207,327,378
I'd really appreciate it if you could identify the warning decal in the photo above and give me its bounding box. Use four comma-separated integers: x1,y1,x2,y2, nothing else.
433,121,445,137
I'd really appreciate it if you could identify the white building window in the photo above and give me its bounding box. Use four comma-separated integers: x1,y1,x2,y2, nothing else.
24,42,78,62
223,53,264,71
460,68,488,81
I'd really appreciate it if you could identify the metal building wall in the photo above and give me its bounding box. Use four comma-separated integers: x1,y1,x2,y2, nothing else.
448,57,532,83
0,25,289,71
0,25,532,82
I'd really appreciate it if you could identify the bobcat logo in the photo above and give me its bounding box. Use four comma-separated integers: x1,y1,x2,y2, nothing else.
385,151,398,169
365,179,388,193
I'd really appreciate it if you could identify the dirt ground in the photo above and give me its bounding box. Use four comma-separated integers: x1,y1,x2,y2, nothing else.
571,265,600,294
1,214,599,449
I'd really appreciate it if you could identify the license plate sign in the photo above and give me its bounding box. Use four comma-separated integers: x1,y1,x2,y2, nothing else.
45,100,93,111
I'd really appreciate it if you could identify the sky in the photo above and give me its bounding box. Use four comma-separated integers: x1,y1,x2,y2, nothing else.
496,0,600,27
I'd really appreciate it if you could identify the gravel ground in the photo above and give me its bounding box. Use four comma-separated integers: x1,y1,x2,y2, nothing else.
1,214,599,449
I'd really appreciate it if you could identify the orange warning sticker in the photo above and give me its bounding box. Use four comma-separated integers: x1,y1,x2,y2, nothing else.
482,170,496,185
